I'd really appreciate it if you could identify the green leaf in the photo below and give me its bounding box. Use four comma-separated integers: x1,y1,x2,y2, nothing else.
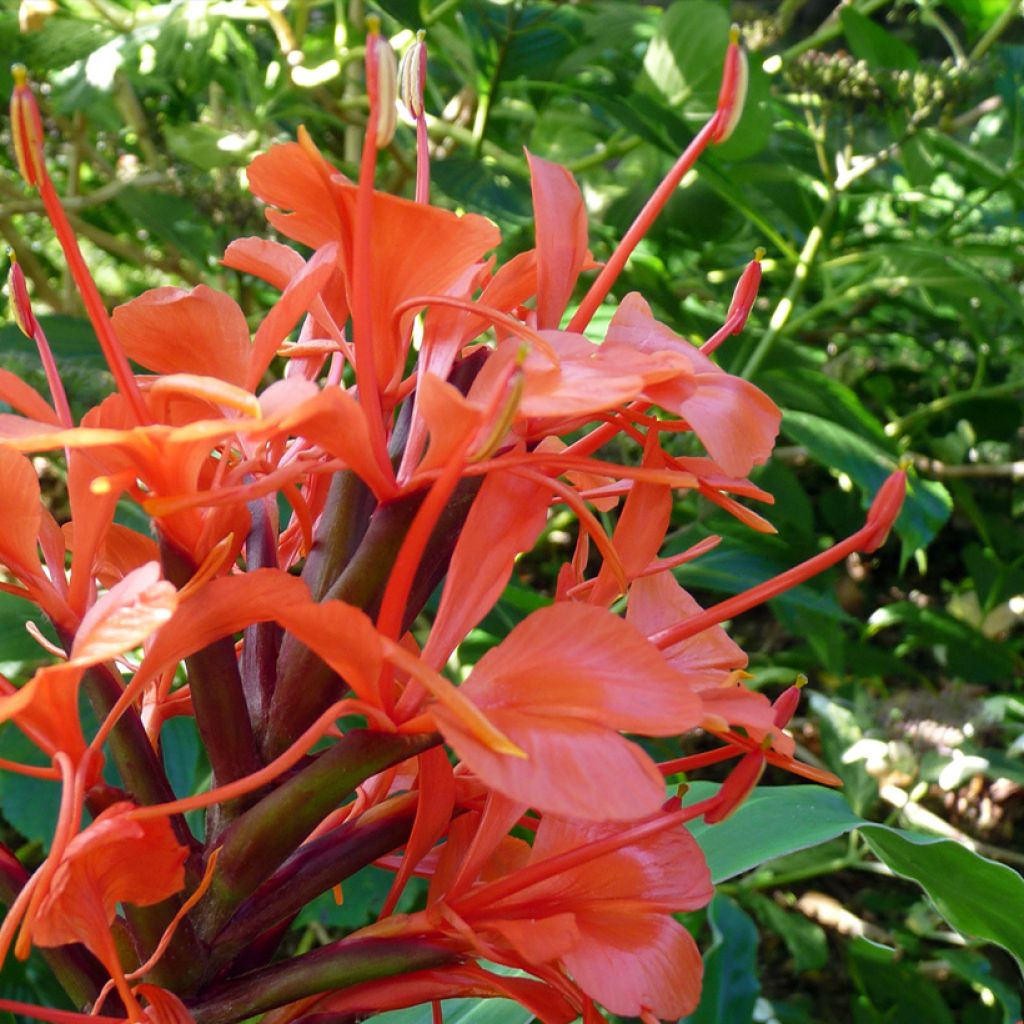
683,894,759,1024
744,891,829,973
762,369,891,447
686,783,862,883
641,0,769,159
866,601,1017,684
686,785,1024,973
0,592,57,667
943,0,1014,34
642,1,729,113
0,727,62,852
670,531,851,622
780,409,952,556
941,949,1022,1024
849,936,956,1023
163,123,259,171
161,716,199,798
840,9,918,70
858,826,1024,973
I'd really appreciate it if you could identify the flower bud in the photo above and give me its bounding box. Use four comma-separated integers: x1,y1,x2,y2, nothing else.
859,470,907,553
6,254,38,338
711,27,747,145
704,749,765,823
725,247,764,331
772,675,806,728
399,30,427,120
9,64,46,188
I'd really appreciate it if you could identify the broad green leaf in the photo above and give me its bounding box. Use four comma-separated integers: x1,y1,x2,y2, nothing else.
761,369,892,446
867,601,1017,684
858,826,1024,972
0,592,56,667
849,936,956,1023
671,531,851,621
683,894,760,1024
941,949,1022,1024
685,784,862,882
161,716,199,798
780,409,952,556
686,785,1024,973
642,1,729,113
744,891,829,973
944,0,1015,34
164,123,259,171
642,0,769,159
807,692,878,815
840,8,919,70
0,727,62,852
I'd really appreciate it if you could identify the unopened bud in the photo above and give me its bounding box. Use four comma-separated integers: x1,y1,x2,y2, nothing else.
9,64,46,188
399,30,427,119
711,27,748,145
366,17,397,149
725,248,764,333
704,749,765,824
859,470,907,553
772,676,806,728
6,254,38,338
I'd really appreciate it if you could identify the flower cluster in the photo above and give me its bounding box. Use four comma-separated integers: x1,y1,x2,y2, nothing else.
0,24,905,1024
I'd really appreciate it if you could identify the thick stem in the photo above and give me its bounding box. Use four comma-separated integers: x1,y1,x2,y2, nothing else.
300,469,375,603
266,478,480,757
188,938,456,1024
160,539,264,831
194,731,437,942
240,495,284,734
212,795,419,963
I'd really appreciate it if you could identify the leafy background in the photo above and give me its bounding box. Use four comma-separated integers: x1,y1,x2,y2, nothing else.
1,0,1023,1021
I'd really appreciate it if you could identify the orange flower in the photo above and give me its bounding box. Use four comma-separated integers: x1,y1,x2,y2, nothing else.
398,814,713,1020
425,602,702,821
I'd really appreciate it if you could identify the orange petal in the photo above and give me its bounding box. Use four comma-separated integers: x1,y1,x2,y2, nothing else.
246,141,344,250
564,912,703,1019
248,242,339,390
0,368,59,425
527,151,588,330
627,571,747,687
434,707,665,821
70,562,178,665
30,804,187,953
0,447,43,579
460,604,702,735
422,470,550,670
112,284,252,387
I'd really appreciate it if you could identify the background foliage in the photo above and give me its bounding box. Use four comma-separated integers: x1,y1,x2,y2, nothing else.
1,0,1022,1020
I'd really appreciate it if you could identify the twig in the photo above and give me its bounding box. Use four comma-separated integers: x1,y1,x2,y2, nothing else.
0,171,169,216
0,214,65,312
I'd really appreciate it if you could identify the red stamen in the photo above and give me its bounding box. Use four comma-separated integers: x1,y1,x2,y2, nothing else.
351,19,397,485
649,471,906,649
9,68,149,426
701,248,764,355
